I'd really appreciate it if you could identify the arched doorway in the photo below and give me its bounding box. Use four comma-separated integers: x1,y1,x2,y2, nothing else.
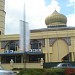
51,39,69,62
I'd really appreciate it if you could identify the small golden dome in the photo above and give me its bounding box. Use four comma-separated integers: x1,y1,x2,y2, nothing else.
45,10,67,27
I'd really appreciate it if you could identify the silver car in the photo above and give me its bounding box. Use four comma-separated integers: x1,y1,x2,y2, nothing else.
53,63,75,68
0,66,15,75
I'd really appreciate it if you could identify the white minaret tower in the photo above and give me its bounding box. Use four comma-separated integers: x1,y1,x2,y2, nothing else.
0,0,5,35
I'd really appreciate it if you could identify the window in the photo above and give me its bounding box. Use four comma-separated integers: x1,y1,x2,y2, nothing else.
31,40,41,49
30,39,45,49
62,64,67,67
8,41,16,51
1,55,21,63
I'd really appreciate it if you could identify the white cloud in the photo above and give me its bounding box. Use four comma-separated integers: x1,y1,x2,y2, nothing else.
67,14,75,27
67,0,75,7
5,0,60,34
69,0,75,3
66,0,75,27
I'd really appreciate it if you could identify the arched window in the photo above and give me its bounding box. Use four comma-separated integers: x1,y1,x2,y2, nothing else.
30,40,41,49
8,41,16,51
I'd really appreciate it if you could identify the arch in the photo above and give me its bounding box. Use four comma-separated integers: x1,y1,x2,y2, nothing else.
51,39,69,62
4,41,17,51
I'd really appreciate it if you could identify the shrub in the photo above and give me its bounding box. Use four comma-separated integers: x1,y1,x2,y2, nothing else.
17,68,44,75
17,68,65,75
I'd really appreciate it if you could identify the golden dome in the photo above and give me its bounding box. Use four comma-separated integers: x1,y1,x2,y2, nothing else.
45,10,67,27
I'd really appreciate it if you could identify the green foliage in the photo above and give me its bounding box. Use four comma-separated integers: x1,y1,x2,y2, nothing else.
42,68,65,75
16,68,65,75
16,69,44,75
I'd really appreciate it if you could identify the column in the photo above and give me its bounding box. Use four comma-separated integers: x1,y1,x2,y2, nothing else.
45,53,48,62
48,53,50,62
0,41,1,50
71,52,74,61
0,56,1,64
44,38,49,62
21,55,23,63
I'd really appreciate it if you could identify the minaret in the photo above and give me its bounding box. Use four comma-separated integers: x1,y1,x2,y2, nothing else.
0,0,5,35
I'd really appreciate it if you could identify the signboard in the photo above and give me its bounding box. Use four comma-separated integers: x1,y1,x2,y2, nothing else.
27,49,41,52
4,50,14,53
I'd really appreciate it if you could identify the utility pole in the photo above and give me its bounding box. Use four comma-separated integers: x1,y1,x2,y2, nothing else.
73,0,75,61
23,2,30,69
23,3,26,69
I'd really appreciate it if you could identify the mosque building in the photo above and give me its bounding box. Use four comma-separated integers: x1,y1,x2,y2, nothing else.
0,0,75,70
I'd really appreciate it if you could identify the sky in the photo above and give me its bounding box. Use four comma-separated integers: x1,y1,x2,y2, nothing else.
5,0,75,34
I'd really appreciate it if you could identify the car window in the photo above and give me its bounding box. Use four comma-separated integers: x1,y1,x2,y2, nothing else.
62,64,67,67
68,64,72,67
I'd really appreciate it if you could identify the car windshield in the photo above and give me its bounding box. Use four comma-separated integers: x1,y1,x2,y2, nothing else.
57,63,73,67
57,64,61,67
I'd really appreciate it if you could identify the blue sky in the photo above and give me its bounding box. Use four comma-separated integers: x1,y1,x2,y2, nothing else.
58,0,74,15
5,0,75,34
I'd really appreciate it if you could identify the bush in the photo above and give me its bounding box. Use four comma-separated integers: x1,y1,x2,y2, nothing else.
42,68,65,75
16,69,44,75
17,68,65,75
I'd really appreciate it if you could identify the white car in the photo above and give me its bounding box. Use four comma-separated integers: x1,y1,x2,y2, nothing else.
0,66,15,75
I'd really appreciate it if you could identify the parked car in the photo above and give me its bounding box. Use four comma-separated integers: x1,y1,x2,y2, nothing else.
52,63,75,68
0,66,15,75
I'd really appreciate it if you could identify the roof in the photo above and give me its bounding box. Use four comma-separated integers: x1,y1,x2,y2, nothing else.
0,52,43,55
31,27,75,33
45,10,67,26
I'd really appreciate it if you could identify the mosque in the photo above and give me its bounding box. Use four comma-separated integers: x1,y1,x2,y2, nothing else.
0,0,75,70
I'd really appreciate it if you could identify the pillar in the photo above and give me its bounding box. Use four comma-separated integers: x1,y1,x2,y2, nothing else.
45,53,48,62
0,0,6,35
48,53,50,62
71,52,74,61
